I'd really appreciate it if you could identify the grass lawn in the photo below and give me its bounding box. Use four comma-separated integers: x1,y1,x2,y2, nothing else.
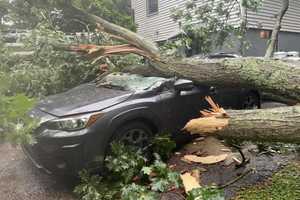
235,162,300,200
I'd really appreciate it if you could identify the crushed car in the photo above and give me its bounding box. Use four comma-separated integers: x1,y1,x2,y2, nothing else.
23,72,260,175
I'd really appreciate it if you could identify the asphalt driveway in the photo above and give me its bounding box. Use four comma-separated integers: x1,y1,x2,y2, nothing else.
0,143,76,200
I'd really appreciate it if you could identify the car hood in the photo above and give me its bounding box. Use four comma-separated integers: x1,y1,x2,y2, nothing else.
36,83,133,117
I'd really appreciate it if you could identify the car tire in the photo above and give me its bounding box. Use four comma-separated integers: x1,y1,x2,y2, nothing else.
113,122,153,149
243,92,260,109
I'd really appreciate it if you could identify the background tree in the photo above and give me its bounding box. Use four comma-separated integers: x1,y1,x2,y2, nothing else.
265,0,290,58
0,0,135,32
165,0,261,57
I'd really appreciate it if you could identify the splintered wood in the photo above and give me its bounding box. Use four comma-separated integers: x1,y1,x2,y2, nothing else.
69,44,151,59
183,96,229,135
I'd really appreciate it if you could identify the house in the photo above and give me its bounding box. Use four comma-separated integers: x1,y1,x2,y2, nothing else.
131,0,300,56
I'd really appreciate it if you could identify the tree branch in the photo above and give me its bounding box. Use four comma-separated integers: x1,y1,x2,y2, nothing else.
59,3,161,60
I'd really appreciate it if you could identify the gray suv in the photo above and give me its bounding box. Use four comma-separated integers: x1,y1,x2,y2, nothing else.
23,73,260,175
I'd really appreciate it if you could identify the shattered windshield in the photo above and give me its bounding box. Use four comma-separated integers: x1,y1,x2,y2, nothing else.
97,73,169,91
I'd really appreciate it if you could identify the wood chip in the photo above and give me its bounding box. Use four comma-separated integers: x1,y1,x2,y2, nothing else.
180,172,201,193
183,154,228,165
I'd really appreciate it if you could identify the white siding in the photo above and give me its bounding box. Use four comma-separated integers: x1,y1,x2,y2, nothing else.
132,0,183,41
132,0,300,41
247,0,300,33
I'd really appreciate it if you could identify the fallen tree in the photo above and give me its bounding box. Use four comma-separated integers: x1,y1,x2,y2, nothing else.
55,2,300,143
56,2,300,104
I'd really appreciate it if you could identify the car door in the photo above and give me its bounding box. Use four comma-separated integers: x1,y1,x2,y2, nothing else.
158,83,208,134
208,86,246,109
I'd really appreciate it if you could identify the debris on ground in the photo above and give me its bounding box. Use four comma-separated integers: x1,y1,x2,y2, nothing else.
168,136,299,199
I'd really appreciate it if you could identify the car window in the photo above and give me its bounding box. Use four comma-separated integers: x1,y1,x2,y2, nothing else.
97,72,170,92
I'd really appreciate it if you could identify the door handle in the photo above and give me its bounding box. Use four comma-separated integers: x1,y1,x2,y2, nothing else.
209,86,217,95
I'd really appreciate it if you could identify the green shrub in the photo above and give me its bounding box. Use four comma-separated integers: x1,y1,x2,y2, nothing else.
75,142,182,200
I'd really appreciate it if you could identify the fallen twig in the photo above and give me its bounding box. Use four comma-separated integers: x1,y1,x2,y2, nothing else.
218,168,254,189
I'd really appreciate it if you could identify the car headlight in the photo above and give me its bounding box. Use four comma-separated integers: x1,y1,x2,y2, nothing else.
46,113,104,131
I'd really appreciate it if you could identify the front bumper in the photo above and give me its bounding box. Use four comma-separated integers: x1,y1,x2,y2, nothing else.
22,144,52,174
22,135,86,175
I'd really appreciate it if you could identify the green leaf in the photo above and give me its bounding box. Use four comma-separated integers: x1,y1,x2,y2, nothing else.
142,167,152,175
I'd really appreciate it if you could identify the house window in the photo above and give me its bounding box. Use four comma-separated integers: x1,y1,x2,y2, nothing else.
147,0,158,15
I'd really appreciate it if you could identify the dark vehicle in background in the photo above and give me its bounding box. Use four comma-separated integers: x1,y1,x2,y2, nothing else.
207,52,241,59
191,52,241,60
23,73,260,175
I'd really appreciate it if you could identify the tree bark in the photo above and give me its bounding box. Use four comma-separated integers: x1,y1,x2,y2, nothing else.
151,58,300,103
265,0,290,58
219,106,300,143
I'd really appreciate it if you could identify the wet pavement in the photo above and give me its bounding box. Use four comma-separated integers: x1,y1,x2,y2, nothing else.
0,143,76,200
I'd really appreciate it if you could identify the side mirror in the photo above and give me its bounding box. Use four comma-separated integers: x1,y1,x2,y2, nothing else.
174,79,194,92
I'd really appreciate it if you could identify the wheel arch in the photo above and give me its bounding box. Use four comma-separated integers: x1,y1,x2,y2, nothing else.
109,107,161,137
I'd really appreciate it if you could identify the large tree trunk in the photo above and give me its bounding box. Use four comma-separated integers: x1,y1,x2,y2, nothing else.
265,0,290,58
183,97,300,144
152,58,300,103
221,106,300,143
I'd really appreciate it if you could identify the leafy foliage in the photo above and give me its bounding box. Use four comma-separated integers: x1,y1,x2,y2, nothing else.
121,183,159,200
105,143,147,184
0,0,140,145
142,154,182,192
75,142,226,200
1,1,141,97
73,0,136,31
74,142,182,200
0,73,37,144
74,170,121,200
1,0,135,31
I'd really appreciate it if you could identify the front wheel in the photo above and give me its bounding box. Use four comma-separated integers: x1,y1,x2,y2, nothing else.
114,122,153,149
